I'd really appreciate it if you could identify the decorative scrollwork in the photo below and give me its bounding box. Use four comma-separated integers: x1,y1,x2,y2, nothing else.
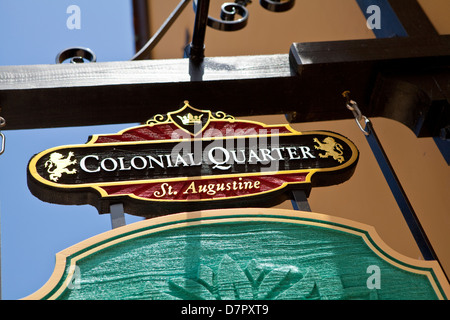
260,0,295,12
194,0,250,32
131,0,296,61
193,0,294,32
211,110,236,122
146,113,170,126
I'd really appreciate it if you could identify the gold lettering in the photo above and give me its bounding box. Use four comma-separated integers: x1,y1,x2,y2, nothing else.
243,181,252,189
207,184,216,195
183,181,197,194
181,178,262,197
198,184,208,194
153,182,177,198
153,183,168,198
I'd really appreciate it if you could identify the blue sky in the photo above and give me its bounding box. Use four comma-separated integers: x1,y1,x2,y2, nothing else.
0,0,143,300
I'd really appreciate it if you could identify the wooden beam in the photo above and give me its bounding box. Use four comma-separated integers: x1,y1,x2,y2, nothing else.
1,36,449,135
289,35,450,130
0,54,294,130
388,0,440,38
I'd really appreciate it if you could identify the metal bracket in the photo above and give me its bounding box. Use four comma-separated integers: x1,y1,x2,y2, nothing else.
291,189,311,212
344,93,439,263
109,203,126,229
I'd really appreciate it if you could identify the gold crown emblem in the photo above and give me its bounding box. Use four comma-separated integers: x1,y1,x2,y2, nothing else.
177,113,203,125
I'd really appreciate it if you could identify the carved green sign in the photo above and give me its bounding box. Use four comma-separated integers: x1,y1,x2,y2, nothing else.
24,208,449,300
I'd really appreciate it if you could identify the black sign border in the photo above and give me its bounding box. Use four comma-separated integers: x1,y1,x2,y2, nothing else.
27,121,359,217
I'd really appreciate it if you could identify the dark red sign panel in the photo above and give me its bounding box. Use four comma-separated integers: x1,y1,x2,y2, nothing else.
27,101,359,217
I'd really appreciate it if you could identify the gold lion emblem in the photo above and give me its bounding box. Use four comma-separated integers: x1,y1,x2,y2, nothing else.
313,137,345,163
45,152,77,182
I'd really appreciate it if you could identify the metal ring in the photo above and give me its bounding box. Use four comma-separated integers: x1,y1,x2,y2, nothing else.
0,132,5,155
260,0,295,12
355,115,370,136
0,116,5,128
55,47,97,64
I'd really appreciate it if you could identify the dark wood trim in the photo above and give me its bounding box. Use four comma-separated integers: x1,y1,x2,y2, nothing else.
388,0,439,38
1,34,449,136
0,54,293,130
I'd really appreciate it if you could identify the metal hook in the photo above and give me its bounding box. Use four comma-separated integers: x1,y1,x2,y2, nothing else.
342,91,370,136
355,115,371,136
342,91,361,119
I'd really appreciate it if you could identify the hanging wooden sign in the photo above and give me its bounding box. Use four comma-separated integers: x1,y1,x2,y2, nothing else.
27,101,359,217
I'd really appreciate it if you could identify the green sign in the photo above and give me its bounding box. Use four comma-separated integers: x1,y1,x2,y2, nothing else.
25,208,449,300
